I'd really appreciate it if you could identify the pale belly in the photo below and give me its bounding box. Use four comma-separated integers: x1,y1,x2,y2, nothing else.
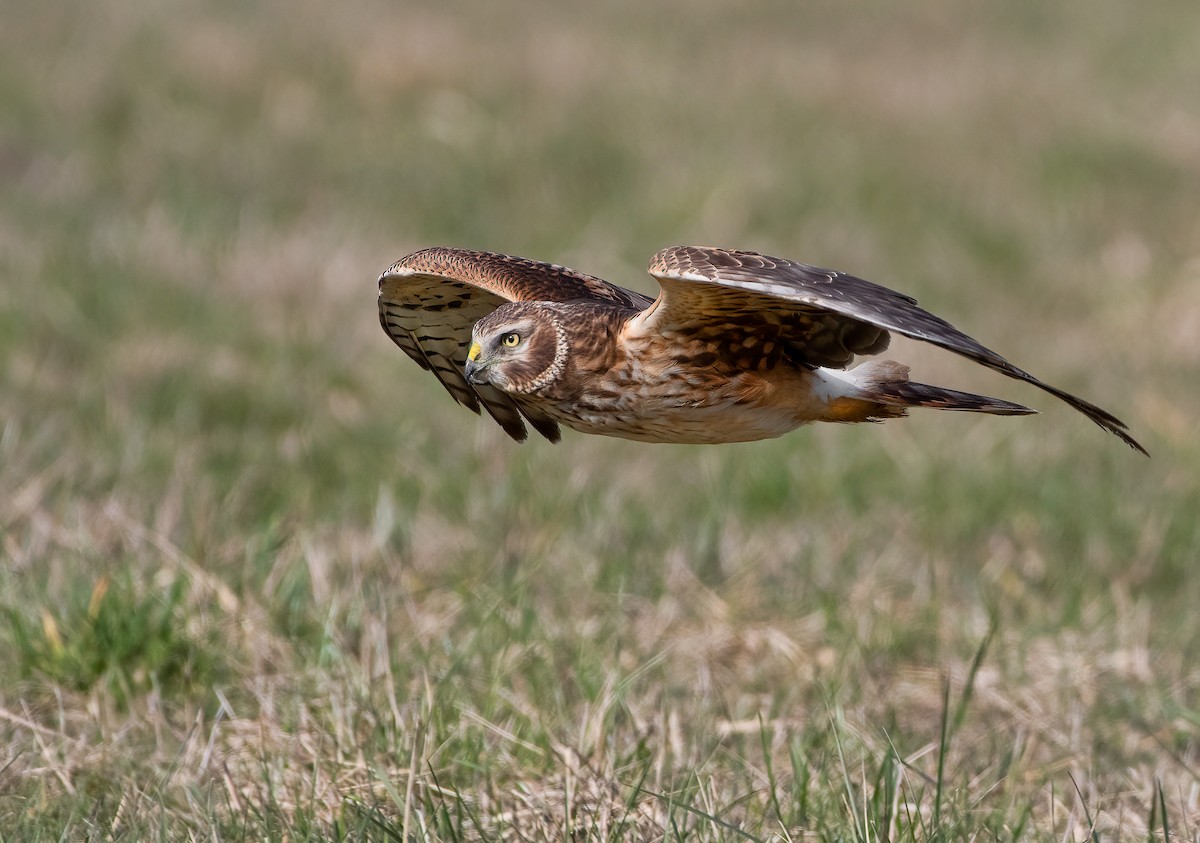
537,368,833,445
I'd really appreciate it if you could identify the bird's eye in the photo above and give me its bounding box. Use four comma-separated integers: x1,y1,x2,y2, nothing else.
501,332,522,348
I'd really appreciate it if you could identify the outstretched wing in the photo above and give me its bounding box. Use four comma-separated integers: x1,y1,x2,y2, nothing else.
639,245,1145,454
378,247,652,442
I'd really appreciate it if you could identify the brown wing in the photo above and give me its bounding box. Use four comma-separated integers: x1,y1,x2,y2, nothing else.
641,245,1145,454
378,247,653,442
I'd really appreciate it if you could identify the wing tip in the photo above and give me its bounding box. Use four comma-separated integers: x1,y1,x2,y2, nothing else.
1038,383,1148,457
501,422,529,442
488,416,562,444
1095,418,1149,457
526,416,562,443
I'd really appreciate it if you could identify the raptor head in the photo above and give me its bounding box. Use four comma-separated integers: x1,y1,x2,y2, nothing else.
465,302,567,395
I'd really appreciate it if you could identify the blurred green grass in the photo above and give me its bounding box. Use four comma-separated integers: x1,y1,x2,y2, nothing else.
2,0,1199,838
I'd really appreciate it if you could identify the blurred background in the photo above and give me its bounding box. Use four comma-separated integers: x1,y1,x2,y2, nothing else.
2,0,1198,837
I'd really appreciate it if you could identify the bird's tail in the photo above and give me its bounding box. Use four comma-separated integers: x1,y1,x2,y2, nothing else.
820,359,1036,422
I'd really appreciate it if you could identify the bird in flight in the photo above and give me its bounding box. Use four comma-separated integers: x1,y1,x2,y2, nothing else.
378,245,1145,454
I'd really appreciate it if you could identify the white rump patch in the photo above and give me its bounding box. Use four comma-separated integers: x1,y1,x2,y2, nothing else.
813,360,910,401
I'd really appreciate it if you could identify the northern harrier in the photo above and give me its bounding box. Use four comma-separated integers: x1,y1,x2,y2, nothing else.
378,246,1145,454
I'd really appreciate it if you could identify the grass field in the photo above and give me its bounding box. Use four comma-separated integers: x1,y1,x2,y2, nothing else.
2,0,1199,838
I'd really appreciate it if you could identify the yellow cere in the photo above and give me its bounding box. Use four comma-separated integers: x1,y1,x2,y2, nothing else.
467,342,482,361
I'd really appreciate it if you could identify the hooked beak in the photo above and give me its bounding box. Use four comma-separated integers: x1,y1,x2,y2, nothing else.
464,341,487,384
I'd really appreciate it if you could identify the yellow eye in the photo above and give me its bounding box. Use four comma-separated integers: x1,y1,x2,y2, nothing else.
501,332,521,348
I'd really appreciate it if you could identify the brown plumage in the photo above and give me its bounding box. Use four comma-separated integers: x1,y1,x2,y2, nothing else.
378,245,1146,454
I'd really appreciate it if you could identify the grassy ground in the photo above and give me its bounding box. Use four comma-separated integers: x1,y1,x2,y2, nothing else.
2,0,1199,838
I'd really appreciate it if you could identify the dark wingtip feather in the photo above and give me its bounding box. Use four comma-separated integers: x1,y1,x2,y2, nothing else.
485,409,529,442
1118,429,1150,457
1029,382,1148,456
527,416,562,443
1084,412,1149,457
